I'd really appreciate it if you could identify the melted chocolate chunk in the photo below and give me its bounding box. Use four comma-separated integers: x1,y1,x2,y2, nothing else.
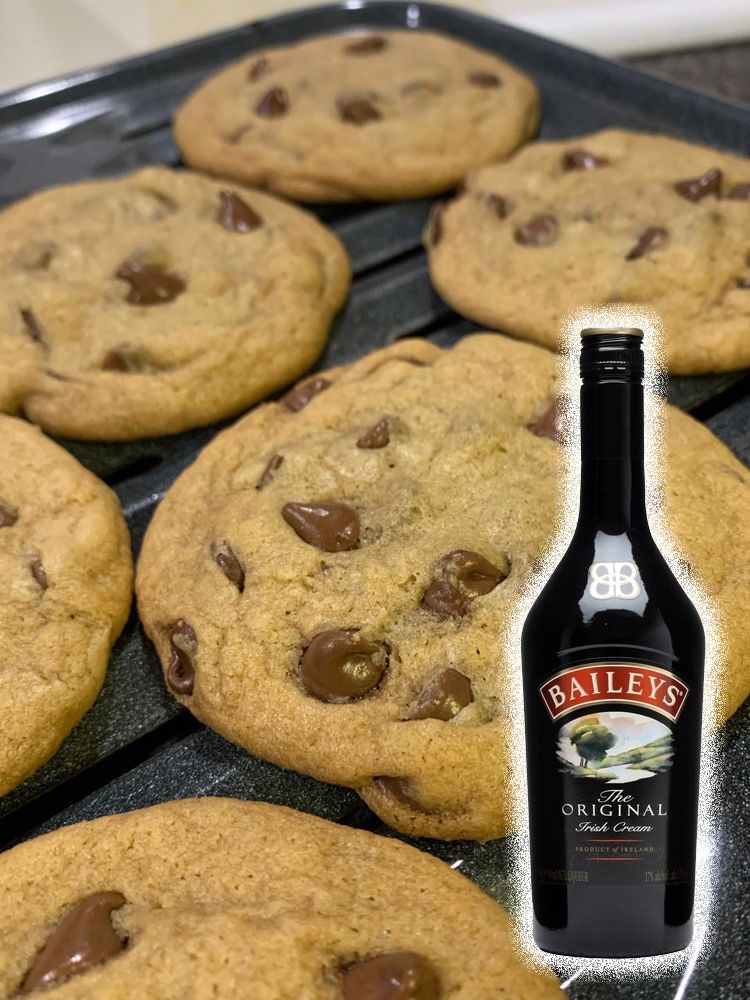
256,87,289,118
674,167,722,202
337,96,382,125
30,557,48,590
421,550,507,617
101,343,159,373
341,952,440,1000
19,308,45,346
20,892,126,994
211,541,245,592
217,190,263,232
727,183,750,200
282,501,359,552
344,34,387,54
373,776,423,810
468,71,501,87
562,148,610,171
247,56,269,81
527,397,565,443
281,377,330,412
166,620,197,695
115,261,185,305
514,214,558,247
357,417,391,449
256,453,284,489
737,276,750,289
298,630,387,701
427,202,444,247
483,193,510,219
625,226,668,261
0,500,19,527
410,668,473,721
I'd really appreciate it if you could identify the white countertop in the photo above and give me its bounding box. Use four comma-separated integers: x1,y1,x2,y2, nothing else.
1,0,749,93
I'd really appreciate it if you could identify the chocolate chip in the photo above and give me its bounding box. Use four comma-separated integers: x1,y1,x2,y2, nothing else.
101,343,160,373
13,241,56,270
282,501,359,552
19,308,45,346
421,550,507,617
30,557,48,590
281,377,330,412
357,417,390,449
483,193,510,219
298,630,387,701
166,620,196,695
527,397,565,443
217,190,263,233
468,71,501,87
674,167,722,202
256,87,289,118
410,668,473,721
0,500,19,527
115,261,185,305
373,776,423,810
247,56,269,81
256,453,284,489
427,202,444,247
727,183,750,200
562,148,610,171
341,952,440,1000
211,541,245,593
625,226,668,261
737,276,750,289
344,34,387,54
20,892,126,994
336,96,382,125
514,214,558,247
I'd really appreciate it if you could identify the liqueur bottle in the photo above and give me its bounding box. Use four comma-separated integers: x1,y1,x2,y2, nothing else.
521,327,704,957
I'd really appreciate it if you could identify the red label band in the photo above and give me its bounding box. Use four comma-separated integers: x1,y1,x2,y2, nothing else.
539,663,689,724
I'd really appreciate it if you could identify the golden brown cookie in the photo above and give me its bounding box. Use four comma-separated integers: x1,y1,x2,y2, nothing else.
0,167,350,440
173,29,539,202
0,416,132,796
425,130,750,374
0,798,561,998
136,334,750,840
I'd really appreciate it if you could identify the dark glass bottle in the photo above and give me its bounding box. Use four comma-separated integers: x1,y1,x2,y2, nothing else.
521,328,704,958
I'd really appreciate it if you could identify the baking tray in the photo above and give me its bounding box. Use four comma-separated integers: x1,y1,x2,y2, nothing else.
1,4,749,997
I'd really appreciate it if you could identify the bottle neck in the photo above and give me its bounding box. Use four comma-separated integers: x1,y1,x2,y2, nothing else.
576,378,649,534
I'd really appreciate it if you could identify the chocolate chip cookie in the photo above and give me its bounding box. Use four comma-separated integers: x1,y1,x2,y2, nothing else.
0,798,562,998
136,334,750,840
0,167,350,440
173,30,539,202
425,129,750,374
0,416,132,796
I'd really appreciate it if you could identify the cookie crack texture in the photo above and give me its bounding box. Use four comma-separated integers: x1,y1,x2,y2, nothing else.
0,167,350,440
137,334,750,840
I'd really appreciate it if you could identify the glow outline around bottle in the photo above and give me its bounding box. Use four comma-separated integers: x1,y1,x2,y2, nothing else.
503,305,719,989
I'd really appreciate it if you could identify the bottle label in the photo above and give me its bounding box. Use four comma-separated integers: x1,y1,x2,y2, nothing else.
535,662,691,887
540,663,689,724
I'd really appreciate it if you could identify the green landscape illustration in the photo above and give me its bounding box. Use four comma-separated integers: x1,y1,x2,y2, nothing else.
557,711,674,783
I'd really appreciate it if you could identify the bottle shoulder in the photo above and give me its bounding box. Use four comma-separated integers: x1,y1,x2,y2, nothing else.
522,528,704,668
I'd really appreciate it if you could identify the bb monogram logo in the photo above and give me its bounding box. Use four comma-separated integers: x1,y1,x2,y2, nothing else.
588,561,641,599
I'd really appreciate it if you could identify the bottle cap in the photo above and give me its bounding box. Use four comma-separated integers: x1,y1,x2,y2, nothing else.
580,327,644,381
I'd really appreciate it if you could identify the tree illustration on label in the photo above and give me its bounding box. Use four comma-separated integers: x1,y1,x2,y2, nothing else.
558,711,674,783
